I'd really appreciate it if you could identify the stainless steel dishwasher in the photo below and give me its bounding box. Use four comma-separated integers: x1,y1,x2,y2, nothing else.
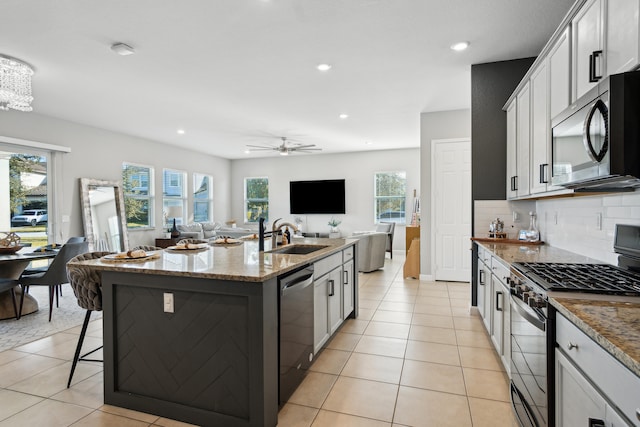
279,265,314,405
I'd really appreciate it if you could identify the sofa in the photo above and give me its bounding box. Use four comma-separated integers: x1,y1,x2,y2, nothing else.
176,222,255,241
351,232,387,273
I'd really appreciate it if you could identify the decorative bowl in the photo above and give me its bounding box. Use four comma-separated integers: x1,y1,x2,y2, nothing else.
0,245,23,254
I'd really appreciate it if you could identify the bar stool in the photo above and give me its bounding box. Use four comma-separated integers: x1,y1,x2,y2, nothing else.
66,251,111,388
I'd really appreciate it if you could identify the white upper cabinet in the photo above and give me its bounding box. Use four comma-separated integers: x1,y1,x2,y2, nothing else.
506,83,531,200
572,0,605,101
506,99,518,199
516,83,531,198
549,27,572,120
606,0,640,75
530,62,551,195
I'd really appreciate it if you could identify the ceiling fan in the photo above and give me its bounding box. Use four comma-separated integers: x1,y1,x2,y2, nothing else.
246,137,322,156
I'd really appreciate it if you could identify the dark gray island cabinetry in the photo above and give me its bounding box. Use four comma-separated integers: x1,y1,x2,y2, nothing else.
68,238,357,427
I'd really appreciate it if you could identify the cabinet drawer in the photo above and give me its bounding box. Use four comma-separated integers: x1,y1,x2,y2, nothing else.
556,313,640,424
343,245,354,262
491,257,510,286
314,252,342,279
478,245,490,266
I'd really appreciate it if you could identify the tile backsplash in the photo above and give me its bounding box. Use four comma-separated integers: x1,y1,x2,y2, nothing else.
535,192,640,264
474,200,536,240
476,192,640,265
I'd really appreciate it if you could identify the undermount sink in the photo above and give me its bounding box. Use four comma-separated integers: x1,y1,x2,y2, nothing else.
267,244,329,255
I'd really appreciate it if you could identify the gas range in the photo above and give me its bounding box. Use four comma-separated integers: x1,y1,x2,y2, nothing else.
511,262,640,297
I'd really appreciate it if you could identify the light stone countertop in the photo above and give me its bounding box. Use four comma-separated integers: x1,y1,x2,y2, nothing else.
477,241,640,378
68,237,357,282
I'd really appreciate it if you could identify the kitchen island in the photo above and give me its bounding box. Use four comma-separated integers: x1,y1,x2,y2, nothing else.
68,237,358,427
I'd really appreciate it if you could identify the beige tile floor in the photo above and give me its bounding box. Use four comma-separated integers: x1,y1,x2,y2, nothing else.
0,253,518,426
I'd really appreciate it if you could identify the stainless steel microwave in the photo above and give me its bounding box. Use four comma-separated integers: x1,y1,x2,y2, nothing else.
551,70,640,190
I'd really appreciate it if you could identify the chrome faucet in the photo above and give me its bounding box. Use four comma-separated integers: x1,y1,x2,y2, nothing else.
271,218,298,248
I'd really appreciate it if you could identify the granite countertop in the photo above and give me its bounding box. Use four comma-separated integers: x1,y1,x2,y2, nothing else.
476,241,601,264
550,294,640,377
476,241,640,378
68,237,356,282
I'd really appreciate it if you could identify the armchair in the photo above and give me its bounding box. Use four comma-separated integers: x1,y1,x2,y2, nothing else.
376,222,396,259
351,232,387,273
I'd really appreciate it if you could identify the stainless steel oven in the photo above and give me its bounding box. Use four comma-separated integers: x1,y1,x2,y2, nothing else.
509,236,640,427
510,270,549,427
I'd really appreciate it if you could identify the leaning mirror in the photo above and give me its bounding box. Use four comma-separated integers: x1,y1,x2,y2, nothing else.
80,178,129,252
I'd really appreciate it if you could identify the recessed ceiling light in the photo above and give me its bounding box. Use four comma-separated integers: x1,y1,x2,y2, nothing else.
339,114,349,119
365,141,373,145
450,41,469,52
111,43,135,56
317,63,332,71
177,129,185,135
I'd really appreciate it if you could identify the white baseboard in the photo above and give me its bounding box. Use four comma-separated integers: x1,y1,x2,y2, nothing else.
419,274,434,281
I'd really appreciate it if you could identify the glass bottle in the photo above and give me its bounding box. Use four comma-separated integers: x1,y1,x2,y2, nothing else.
526,211,540,242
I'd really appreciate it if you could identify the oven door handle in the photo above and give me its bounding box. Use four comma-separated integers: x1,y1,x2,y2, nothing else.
511,295,546,332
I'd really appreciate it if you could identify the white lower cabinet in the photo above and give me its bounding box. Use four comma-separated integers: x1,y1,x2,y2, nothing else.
556,313,639,426
313,247,356,354
490,259,511,373
477,252,491,331
314,267,342,353
342,258,354,319
476,244,511,373
556,349,628,426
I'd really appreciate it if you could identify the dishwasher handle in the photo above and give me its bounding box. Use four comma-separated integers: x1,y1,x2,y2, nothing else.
281,272,314,296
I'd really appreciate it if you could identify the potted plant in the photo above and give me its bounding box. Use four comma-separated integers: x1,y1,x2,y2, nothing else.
328,217,341,234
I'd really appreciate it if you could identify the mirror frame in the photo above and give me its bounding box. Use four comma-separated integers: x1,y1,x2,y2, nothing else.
79,178,129,252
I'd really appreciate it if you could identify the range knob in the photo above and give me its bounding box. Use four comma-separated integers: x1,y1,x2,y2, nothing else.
529,295,547,309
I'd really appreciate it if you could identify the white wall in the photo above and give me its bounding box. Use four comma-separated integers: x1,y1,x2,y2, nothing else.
0,111,231,249
230,149,420,252
420,109,471,276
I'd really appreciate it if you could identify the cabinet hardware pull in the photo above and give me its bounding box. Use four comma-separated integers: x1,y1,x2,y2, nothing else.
589,52,596,82
510,176,519,192
496,291,503,311
328,279,335,297
588,418,605,427
567,342,578,350
539,163,549,184
593,50,603,81
343,270,348,284
479,270,485,285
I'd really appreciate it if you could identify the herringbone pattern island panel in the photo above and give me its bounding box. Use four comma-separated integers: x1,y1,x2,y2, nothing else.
114,286,251,419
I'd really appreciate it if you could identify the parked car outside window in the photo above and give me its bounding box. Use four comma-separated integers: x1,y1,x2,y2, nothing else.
11,210,48,226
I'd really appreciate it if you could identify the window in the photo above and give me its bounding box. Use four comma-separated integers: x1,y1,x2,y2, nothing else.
193,173,213,223
163,169,186,228
122,163,154,229
244,177,269,223
2,150,49,247
374,171,406,224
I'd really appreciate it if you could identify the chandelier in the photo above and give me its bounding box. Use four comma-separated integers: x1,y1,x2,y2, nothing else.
0,55,34,112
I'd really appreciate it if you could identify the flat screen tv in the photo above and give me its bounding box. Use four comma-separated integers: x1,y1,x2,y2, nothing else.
290,179,345,214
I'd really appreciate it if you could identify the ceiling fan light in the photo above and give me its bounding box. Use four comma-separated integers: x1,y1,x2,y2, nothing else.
111,43,135,56
317,63,332,71
279,151,289,156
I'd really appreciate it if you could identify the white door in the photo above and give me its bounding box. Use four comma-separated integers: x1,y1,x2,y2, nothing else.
432,138,471,282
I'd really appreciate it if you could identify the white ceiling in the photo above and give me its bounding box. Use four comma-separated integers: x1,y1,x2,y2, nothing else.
1,0,574,159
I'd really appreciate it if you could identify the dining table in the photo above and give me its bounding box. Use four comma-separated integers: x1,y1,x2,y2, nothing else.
0,248,59,320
